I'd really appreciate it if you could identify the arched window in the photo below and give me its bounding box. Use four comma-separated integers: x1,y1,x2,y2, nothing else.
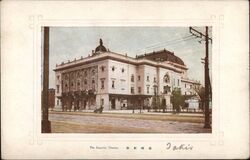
164,73,170,83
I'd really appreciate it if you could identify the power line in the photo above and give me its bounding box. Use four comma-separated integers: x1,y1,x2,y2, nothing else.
135,34,193,54
139,36,196,53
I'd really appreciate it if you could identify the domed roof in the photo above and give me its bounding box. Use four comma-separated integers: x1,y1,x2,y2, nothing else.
95,39,107,52
137,49,185,66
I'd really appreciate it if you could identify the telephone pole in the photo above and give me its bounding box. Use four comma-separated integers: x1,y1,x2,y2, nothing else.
189,26,212,129
42,27,51,133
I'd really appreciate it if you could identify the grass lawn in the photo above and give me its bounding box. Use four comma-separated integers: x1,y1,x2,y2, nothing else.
50,111,204,123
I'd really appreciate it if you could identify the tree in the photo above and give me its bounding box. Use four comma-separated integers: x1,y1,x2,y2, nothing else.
170,88,185,113
151,95,162,112
194,86,205,111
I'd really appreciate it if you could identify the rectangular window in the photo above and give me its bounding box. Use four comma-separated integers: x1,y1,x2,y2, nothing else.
112,81,115,88
138,87,141,93
154,86,157,95
101,98,104,106
154,77,156,83
185,84,186,88
147,86,149,94
101,80,104,89
138,76,140,81
56,85,60,93
131,75,134,82
147,76,150,82
101,66,105,72
57,100,59,105
178,79,180,86
131,87,134,94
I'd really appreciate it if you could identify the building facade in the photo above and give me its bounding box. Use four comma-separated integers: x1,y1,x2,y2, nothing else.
54,39,200,111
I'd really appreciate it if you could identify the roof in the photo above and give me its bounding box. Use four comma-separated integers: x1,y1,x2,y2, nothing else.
137,49,185,66
95,39,107,53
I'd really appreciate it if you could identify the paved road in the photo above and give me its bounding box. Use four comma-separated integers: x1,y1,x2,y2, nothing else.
49,113,211,133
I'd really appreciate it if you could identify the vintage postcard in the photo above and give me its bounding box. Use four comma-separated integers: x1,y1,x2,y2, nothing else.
1,0,249,159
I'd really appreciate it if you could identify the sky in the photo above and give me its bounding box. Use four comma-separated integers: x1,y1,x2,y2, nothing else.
47,27,212,88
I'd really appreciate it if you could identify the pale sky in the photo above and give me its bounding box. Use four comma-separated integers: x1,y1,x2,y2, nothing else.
47,27,212,88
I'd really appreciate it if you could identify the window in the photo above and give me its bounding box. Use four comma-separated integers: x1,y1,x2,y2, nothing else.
56,85,60,93
101,99,104,106
77,82,80,86
131,87,134,94
101,66,105,72
154,86,157,95
138,87,141,93
101,80,105,89
138,76,141,81
71,83,74,86
164,73,170,83
84,71,87,76
154,77,156,83
57,100,59,105
178,79,180,86
147,86,149,94
147,76,150,82
185,84,186,88
131,74,134,82
84,79,87,85
92,69,95,75
57,75,60,80
163,86,170,94
112,81,115,88
92,79,95,84
112,66,115,71
121,68,124,73
65,84,68,87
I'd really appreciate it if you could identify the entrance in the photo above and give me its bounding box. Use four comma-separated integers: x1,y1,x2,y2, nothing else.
111,99,116,109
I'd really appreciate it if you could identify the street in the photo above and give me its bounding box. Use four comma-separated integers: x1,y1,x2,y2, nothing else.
49,111,211,133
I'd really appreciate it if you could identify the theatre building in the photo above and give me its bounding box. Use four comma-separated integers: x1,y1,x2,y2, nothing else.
54,39,200,111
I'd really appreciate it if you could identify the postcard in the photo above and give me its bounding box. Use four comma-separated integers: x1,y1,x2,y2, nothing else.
1,0,249,159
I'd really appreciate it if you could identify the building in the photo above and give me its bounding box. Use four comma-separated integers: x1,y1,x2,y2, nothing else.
54,39,200,111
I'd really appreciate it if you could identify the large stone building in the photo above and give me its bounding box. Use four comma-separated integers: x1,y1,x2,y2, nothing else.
54,39,200,111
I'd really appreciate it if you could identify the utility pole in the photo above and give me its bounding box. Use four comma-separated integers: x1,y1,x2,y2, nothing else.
189,26,212,129
42,27,51,133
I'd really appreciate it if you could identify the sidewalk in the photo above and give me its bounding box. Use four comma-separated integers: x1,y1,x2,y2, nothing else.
54,109,204,117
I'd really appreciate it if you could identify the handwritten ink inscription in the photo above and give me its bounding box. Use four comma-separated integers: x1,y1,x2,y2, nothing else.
166,142,193,151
